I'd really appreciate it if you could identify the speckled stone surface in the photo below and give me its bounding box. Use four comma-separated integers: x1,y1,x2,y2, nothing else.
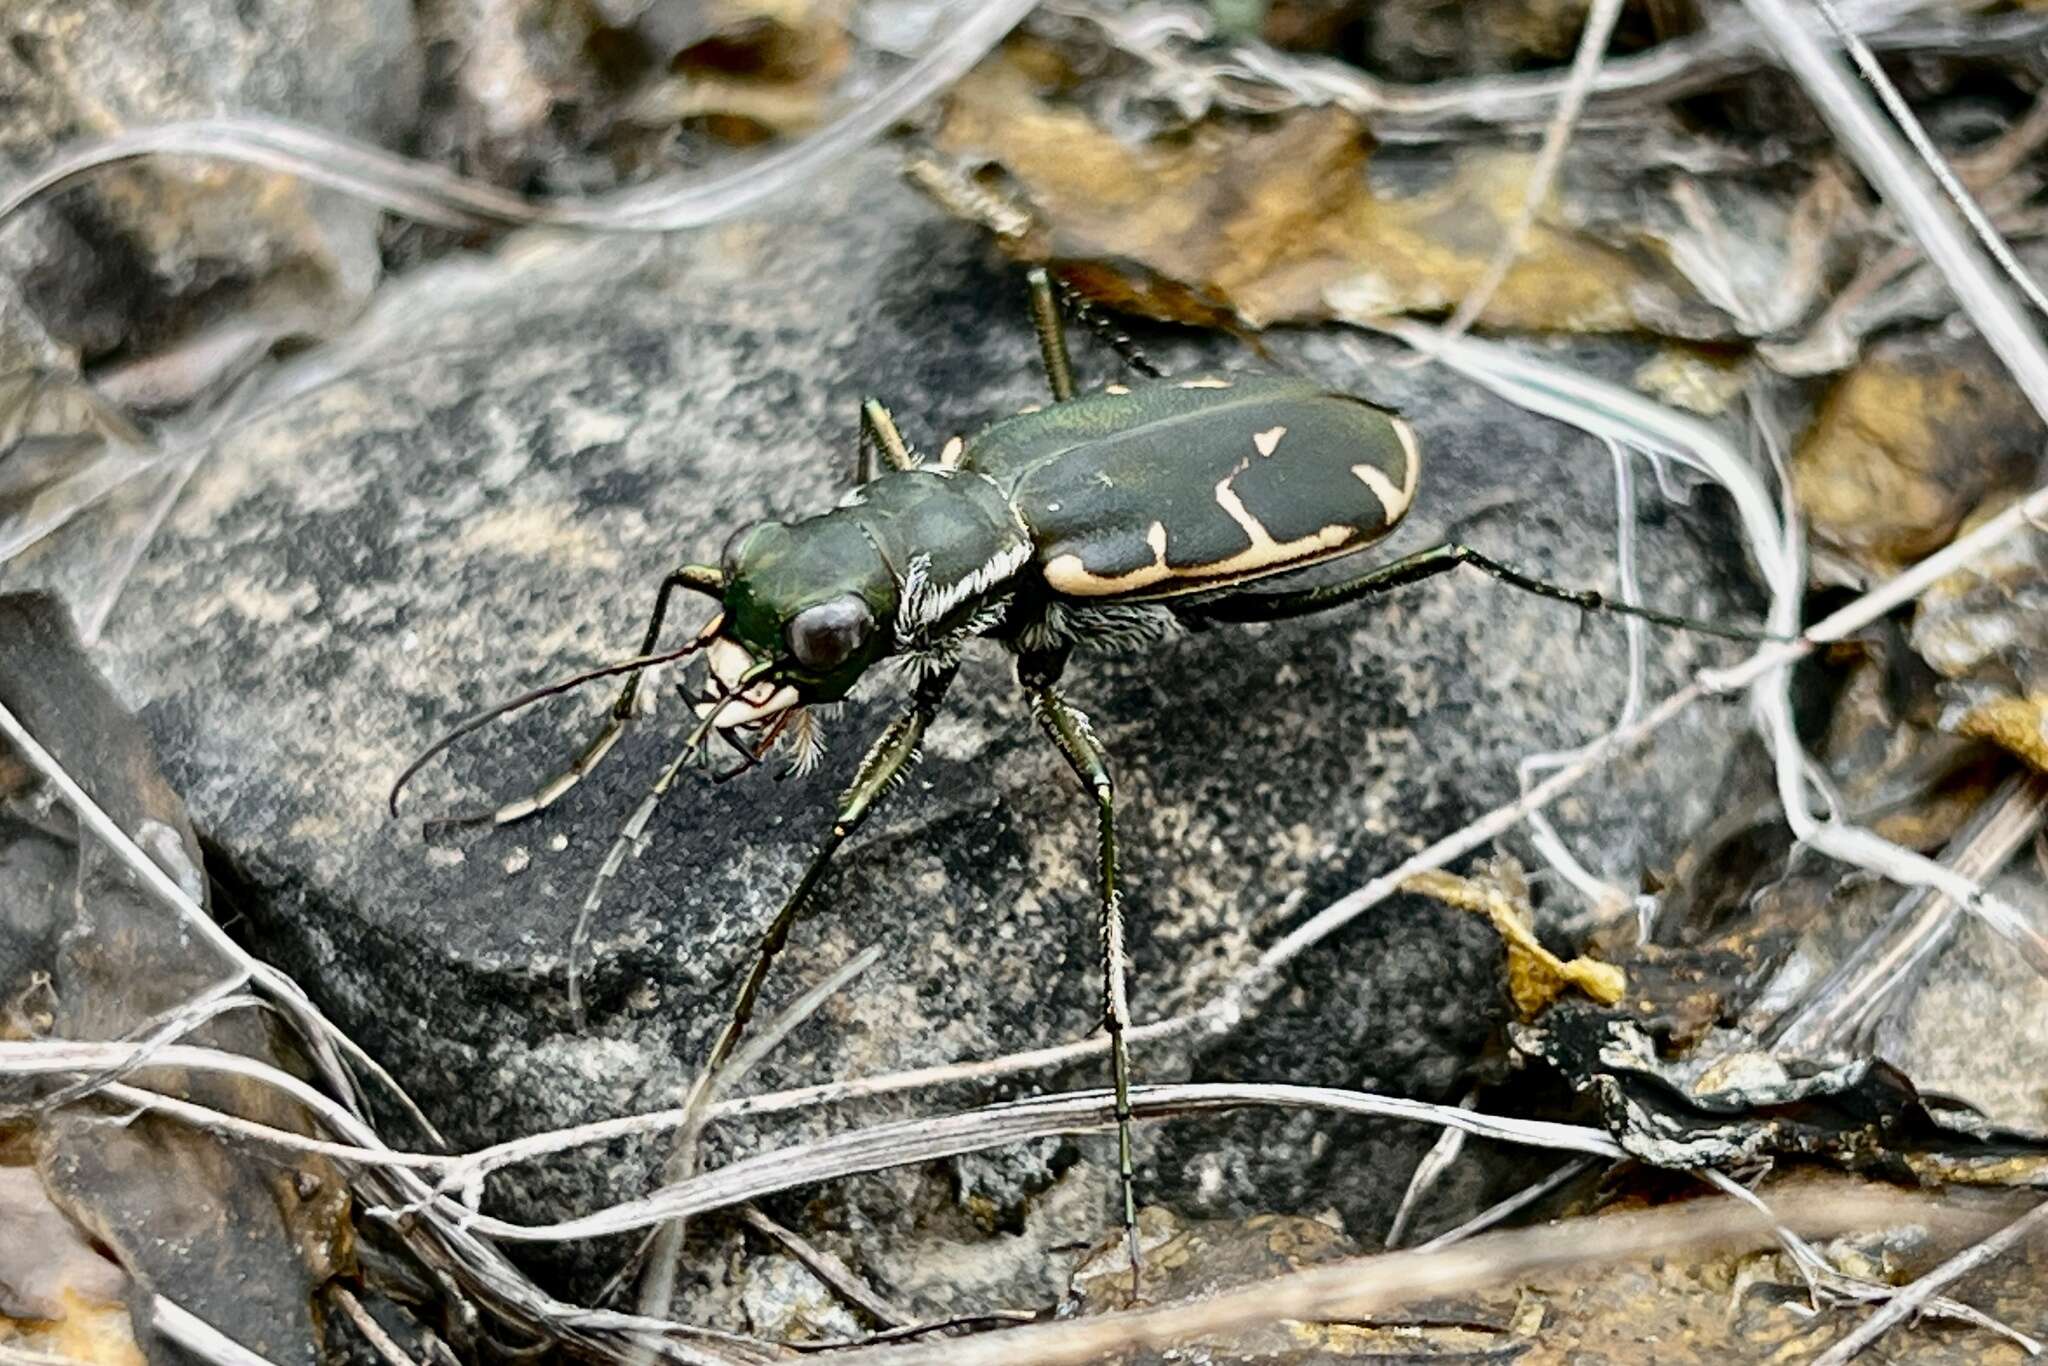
0,0,420,362
34,149,1764,1309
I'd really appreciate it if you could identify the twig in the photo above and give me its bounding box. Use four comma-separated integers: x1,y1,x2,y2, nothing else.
1516,437,1648,922
1411,1158,1595,1253
1385,1088,1476,1247
633,945,885,1343
741,1206,913,1330
1697,1170,2036,1348
0,696,429,1134
330,1285,424,1366
151,1295,284,1366
1810,0,2048,322
1810,1196,2048,1365
814,1185,1978,1366
1175,3,2048,139
1771,770,2048,1055
1434,0,1624,342
432,1084,1622,1243
1740,0,2048,421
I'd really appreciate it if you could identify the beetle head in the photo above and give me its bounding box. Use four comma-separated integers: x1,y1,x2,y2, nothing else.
699,517,897,728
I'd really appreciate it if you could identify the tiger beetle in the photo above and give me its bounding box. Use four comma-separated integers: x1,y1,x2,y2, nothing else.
391,268,1769,1288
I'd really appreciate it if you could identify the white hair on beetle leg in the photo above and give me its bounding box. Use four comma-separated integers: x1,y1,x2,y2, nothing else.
784,706,828,776
1018,599,1181,655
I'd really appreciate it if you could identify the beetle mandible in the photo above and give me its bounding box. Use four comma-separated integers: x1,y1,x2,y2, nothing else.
392,268,1766,1279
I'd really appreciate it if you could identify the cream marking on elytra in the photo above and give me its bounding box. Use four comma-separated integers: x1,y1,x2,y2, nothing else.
1179,377,1232,389
1253,425,1286,457
1017,403,1044,415
1350,417,1421,523
1105,384,1131,395
938,435,966,468
1211,474,1353,567
1045,466,1357,597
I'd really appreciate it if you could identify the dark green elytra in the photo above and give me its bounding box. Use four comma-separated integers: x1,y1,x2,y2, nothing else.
713,371,1418,703
962,374,1419,601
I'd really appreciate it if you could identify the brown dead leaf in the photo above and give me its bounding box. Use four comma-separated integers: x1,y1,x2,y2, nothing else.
1795,332,2045,577
639,0,853,139
924,46,1712,335
0,1163,141,1365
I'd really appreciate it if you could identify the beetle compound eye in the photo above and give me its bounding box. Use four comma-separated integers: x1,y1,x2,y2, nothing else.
786,594,874,671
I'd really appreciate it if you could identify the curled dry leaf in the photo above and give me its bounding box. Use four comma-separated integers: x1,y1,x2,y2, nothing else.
1402,866,1625,1016
1523,1010,2048,1186
917,44,1847,341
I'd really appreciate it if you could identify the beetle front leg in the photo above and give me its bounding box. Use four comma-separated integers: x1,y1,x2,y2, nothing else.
696,662,957,1089
424,563,724,833
637,664,958,1316
1021,663,1144,1293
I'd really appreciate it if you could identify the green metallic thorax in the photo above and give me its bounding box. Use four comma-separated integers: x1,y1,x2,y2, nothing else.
722,468,1027,698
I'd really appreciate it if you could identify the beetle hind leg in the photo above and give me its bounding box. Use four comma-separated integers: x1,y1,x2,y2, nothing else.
1026,268,1077,403
1174,541,1779,644
1049,272,1165,382
1024,666,1145,1296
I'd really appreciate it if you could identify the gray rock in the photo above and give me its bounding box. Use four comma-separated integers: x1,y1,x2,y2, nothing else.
0,0,421,364
59,148,1760,1317
0,270,68,374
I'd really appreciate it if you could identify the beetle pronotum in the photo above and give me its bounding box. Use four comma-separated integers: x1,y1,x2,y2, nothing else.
391,268,1770,1289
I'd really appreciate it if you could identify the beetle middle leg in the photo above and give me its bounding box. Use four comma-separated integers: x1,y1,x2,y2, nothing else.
1026,267,1164,403
423,563,723,833
1019,649,1145,1293
856,398,915,484
1173,542,1776,643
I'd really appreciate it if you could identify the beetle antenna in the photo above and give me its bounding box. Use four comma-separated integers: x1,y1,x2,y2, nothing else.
388,639,713,817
